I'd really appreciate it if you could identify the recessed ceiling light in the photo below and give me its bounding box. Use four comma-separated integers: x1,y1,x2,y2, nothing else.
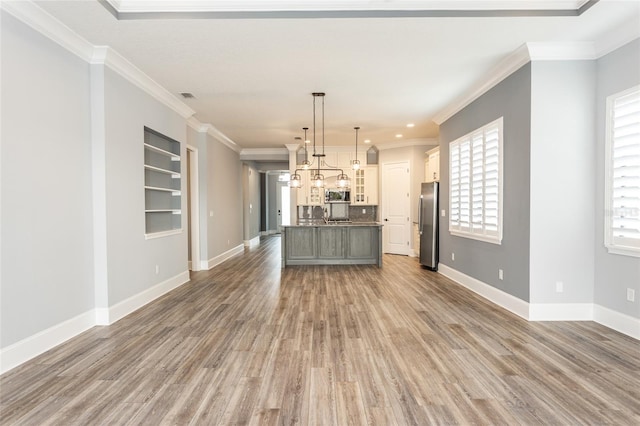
364,139,371,144
396,134,403,138
406,123,415,128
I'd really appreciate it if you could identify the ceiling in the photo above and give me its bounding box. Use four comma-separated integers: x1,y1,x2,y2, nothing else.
33,0,640,150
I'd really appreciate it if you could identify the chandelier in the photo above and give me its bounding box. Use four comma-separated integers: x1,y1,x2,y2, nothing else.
289,92,351,190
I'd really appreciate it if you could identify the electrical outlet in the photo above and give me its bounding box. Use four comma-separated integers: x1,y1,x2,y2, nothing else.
227,239,230,245
627,288,636,302
441,209,446,217
362,209,366,214
155,265,159,274
556,281,564,293
451,253,455,261
498,269,503,280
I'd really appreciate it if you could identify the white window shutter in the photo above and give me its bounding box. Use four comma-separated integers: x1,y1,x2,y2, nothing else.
449,118,503,244
608,87,640,254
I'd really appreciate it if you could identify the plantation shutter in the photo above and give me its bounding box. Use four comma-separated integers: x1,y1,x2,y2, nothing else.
449,118,503,244
610,88,640,250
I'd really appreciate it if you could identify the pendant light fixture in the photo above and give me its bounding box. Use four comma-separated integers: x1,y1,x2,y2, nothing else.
311,92,326,188
352,126,361,171
301,127,311,170
289,92,351,191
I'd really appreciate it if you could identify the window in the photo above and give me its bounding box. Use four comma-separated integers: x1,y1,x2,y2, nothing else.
605,86,640,257
449,117,503,244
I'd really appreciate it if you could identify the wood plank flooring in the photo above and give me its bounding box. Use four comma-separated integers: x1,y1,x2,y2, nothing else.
1,235,639,425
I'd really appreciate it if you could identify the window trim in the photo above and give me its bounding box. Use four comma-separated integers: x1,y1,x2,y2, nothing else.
448,117,504,245
604,85,640,258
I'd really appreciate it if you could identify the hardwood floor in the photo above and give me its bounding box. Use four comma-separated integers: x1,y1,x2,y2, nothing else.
1,235,639,425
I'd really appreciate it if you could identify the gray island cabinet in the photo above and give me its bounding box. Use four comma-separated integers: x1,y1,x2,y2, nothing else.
282,223,383,267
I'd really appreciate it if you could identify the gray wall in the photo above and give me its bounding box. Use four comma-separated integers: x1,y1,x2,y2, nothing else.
1,12,94,347
187,125,244,265
0,9,245,355
103,67,188,305
529,61,596,304
594,39,640,318
439,64,532,302
243,162,261,242
205,132,243,258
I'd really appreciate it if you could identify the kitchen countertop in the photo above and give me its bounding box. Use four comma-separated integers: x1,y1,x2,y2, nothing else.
286,220,383,227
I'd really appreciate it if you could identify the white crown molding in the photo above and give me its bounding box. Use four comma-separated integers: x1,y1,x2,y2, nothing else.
206,124,241,152
186,116,241,152
186,116,209,132
376,138,439,151
105,0,588,13
1,0,94,62
2,1,196,120
240,148,289,161
433,40,598,125
91,46,195,119
433,44,530,125
594,19,640,58
434,26,640,126
526,41,596,60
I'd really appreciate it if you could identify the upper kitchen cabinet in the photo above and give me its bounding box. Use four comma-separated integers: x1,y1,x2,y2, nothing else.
296,170,323,206
320,151,352,169
352,166,378,205
425,147,440,183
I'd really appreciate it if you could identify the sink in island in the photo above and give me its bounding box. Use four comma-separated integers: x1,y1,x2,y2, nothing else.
281,222,383,267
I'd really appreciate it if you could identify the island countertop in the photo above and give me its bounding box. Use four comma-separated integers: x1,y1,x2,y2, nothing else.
282,222,383,267
284,221,383,227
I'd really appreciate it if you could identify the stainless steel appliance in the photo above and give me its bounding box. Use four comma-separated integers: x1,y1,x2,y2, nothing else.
419,182,439,270
325,188,350,203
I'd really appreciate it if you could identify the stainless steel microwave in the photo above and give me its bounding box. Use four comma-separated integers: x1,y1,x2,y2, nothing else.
325,189,350,203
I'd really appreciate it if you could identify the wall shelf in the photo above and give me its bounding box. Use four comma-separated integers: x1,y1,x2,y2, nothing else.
144,127,182,235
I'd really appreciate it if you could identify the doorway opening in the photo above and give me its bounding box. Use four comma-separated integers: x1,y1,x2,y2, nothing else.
186,145,200,271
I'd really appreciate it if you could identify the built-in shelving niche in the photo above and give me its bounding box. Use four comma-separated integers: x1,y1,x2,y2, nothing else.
143,127,181,237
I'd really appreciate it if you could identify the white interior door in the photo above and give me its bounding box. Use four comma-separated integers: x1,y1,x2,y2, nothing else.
382,161,410,255
276,181,290,232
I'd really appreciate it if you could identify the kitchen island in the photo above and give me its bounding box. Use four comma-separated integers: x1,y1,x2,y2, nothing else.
281,222,383,267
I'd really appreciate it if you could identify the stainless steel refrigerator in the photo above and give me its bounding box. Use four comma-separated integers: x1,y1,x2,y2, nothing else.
419,182,439,270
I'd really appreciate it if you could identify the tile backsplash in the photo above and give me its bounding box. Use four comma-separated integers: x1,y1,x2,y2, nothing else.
297,205,378,222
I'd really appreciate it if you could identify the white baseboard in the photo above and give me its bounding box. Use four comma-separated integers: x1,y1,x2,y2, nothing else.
0,310,96,375
103,270,190,325
244,236,260,248
1,271,191,374
438,264,530,319
528,303,593,321
201,244,244,270
438,264,639,340
594,304,640,340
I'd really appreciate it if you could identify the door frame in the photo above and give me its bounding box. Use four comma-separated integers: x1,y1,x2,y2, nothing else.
186,145,200,271
381,160,411,255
